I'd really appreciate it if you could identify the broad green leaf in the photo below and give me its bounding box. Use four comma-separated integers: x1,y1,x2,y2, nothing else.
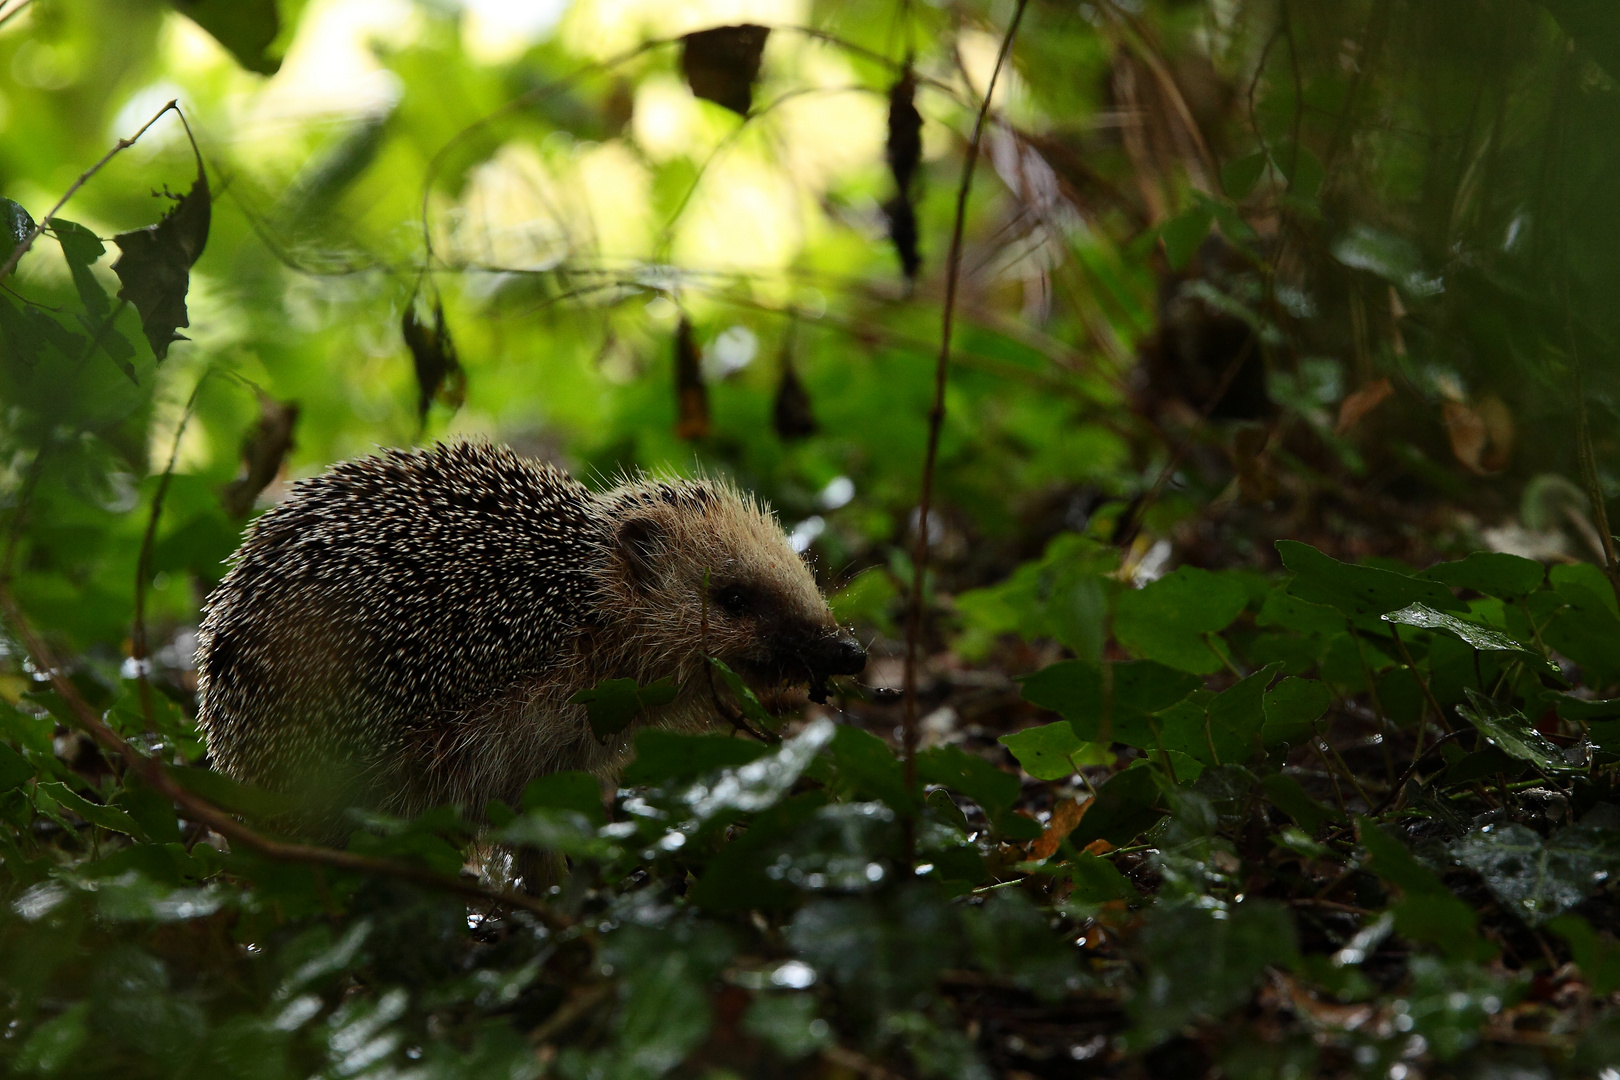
1262,676,1333,746
1456,688,1578,772
742,994,832,1061
1114,566,1249,673
1018,660,1200,747
916,744,1018,814
1069,765,1166,849
826,725,914,812
1549,914,1620,995
997,721,1110,781
0,741,32,789
1260,774,1338,833
1278,540,1465,619
1221,151,1268,199
168,0,283,74
1451,821,1620,925
1160,205,1213,269
13,1001,89,1074
1381,602,1552,672
1204,662,1283,760
498,808,615,860
1419,552,1544,599
169,765,297,818
1130,900,1298,1048
621,730,767,785
570,676,679,740
1065,851,1139,905
520,770,606,825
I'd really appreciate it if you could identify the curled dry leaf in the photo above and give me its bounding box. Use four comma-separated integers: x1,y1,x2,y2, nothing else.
1032,796,1087,860
222,393,299,517
773,352,816,440
1333,376,1393,435
112,168,211,361
402,301,467,422
883,194,921,282
1443,394,1513,475
673,317,710,440
680,25,769,117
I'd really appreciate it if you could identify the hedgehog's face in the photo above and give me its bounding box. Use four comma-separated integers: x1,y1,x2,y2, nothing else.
605,480,865,700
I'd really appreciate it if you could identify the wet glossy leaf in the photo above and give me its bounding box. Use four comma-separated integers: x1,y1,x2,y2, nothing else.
112,167,210,360
680,25,768,116
1260,773,1339,833
1451,821,1620,925
1382,602,1551,671
916,743,1018,814
14,1001,89,1074
1114,566,1249,673
1456,688,1577,772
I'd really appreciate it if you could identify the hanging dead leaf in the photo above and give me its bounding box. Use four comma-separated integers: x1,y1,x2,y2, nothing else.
402,301,467,422
773,352,816,440
1032,797,1088,860
883,194,920,281
1334,376,1393,435
680,25,769,117
112,167,211,361
673,317,710,440
222,393,299,517
1443,395,1513,475
886,67,922,193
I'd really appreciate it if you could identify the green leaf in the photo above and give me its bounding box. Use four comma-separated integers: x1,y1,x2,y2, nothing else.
742,994,832,1061
1549,914,1620,995
1221,151,1268,199
1069,765,1166,849
997,721,1110,781
34,782,143,838
570,676,679,741
1260,774,1338,833
1456,688,1578,772
1451,821,1620,925
498,808,614,860
1278,540,1465,620
621,730,767,785
825,724,915,812
167,0,283,74
1381,602,1552,671
1160,205,1214,269
1065,851,1139,905
1114,566,1249,674
0,741,33,789
520,770,606,825
14,1001,89,1075
169,765,297,819
1130,900,1298,1048
1262,676,1333,746
1419,552,1544,599
707,657,774,727
1203,661,1283,762
1018,659,1201,747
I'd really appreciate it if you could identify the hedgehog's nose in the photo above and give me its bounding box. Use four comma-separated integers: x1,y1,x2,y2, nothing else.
816,633,867,677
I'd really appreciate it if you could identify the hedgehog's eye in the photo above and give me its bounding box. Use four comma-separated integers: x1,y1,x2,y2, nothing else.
714,585,753,617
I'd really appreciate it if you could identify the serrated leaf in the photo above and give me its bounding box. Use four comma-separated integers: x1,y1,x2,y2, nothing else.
112,167,210,360
1456,688,1577,772
34,782,142,838
1114,566,1248,674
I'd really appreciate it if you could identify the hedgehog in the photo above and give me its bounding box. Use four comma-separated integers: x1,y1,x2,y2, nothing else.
194,442,865,835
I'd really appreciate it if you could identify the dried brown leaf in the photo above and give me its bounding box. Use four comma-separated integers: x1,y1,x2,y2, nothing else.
403,302,467,422
1334,377,1393,435
222,393,299,517
680,25,769,117
673,317,709,440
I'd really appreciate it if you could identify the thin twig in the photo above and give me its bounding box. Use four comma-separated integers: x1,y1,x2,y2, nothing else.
0,100,180,282
0,588,571,925
901,0,1030,799
0,0,35,33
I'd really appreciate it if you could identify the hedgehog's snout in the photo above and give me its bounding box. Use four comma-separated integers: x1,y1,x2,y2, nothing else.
806,631,866,678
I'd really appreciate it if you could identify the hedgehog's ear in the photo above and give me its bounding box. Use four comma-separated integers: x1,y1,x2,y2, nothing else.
615,516,667,590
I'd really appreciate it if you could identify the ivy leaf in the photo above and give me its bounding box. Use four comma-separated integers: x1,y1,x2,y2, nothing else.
570,677,679,741
998,721,1110,781
112,166,211,360
1452,821,1620,925
1277,540,1466,619
680,25,768,116
1456,688,1578,772
1262,676,1333,746
1114,566,1249,674
1419,551,1544,599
